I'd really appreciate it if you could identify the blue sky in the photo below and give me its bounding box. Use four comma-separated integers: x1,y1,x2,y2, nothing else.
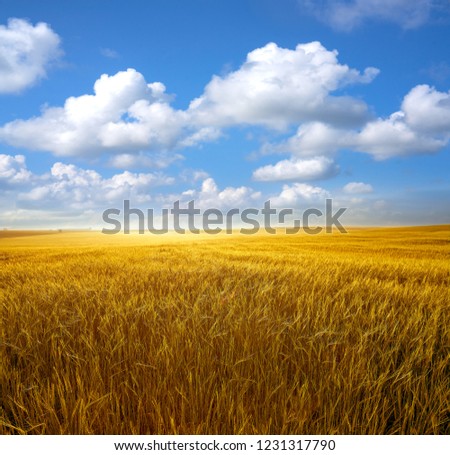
0,0,449,228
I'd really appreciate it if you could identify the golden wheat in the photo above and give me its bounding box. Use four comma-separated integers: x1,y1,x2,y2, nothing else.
0,226,449,434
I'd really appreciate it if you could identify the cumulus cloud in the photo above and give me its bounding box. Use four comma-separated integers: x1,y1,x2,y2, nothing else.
15,159,174,210
0,69,190,156
342,182,373,194
352,111,445,159
253,156,339,182
180,177,261,210
402,85,450,135
259,85,450,162
0,18,62,93
299,0,435,31
282,122,351,157
270,183,330,207
188,41,378,129
0,154,33,188
0,153,263,217
1,154,261,217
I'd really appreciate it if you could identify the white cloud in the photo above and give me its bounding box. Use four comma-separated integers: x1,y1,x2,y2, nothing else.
353,111,445,159
270,183,330,207
0,68,225,158
283,122,351,157
402,84,450,135
178,126,222,148
180,177,261,210
300,0,434,31
0,18,62,93
0,69,190,156
188,41,378,129
342,182,373,194
0,154,261,216
178,169,210,184
17,159,174,210
0,154,32,186
108,152,184,169
253,156,339,181
259,85,450,162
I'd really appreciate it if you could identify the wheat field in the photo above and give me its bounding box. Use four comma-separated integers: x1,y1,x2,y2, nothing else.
0,225,449,435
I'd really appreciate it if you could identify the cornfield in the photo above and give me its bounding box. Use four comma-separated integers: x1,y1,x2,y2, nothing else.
0,225,449,434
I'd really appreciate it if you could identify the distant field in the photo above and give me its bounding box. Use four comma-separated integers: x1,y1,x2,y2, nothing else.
0,226,449,434
0,230,58,239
